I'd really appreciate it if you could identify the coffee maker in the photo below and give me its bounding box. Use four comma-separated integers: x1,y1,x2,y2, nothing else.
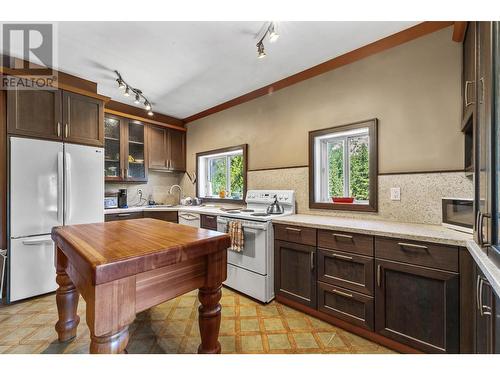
118,189,128,208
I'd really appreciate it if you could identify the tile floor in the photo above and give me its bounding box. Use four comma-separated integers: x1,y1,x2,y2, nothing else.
0,287,395,354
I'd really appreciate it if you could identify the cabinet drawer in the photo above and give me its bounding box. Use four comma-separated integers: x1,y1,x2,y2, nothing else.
105,211,143,221
200,214,218,230
318,229,373,256
318,281,374,331
274,224,317,246
375,238,458,272
143,211,178,223
318,248,374,296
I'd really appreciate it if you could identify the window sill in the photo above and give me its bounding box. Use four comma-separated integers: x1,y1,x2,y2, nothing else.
201,197,245,205
309,202,377,212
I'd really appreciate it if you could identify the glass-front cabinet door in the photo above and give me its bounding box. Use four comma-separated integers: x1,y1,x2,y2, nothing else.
104,115,122,181
104,115,148,183
125,120,147,182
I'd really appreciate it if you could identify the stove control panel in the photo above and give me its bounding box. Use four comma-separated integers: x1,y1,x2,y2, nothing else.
246,190,295,205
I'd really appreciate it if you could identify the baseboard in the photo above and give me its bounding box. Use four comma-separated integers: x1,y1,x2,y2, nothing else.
275,295,422,354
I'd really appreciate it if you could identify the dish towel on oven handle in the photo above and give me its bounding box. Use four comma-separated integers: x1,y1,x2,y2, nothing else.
227,220,244,252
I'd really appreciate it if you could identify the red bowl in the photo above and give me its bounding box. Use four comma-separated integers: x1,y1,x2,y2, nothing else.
332,197,355,204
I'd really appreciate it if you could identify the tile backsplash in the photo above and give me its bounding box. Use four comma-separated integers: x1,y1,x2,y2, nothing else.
181,167,473,225
106,171,182,206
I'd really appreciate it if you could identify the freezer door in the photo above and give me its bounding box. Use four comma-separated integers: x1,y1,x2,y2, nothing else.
64,143,104,225
9,235,57,302
10,137,64,238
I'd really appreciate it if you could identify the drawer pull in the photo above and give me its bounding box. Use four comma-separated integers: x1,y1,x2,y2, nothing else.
333,233,353,240
205,215,215,220
331,253,353,261
397,242,428,251
331,289,353,298
117,213,131,217
285,227,302,233
310,252,315,271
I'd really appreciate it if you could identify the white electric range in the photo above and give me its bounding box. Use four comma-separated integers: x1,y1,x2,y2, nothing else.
217,190,296,303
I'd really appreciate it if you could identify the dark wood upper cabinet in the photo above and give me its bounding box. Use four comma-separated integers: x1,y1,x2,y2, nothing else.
7,88,103,147
104,114,147,183
168,129,186,172
275,240,317,308
62,91,104,147
7,88,62,141
375,259,459,353
148,125,186,172
462,21,476,125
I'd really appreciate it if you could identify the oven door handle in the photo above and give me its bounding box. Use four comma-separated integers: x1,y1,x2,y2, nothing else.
217,218,267,231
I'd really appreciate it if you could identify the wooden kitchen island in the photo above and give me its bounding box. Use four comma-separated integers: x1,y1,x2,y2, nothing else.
51,218,230,354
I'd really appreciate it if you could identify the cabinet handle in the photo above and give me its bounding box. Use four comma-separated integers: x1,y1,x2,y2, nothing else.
397,242,428,251
479,277,492,316
205,215,215,220
125,168,128,179
476,274,482,312
117,213,131,217
310,252,315,271
56,122,61,137
479,77,485,104
331,289,353,298
64,123,69,138
377,264,382,287
465,80,474,107
330,252,353,261
285,227,301,233
333,233,353,240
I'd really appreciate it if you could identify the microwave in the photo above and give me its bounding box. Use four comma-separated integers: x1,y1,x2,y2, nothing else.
442,198,474,234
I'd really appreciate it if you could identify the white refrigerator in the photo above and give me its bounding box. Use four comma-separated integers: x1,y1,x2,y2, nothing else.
8,137,104,302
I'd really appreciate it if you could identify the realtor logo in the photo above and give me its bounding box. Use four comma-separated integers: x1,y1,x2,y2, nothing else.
1,23,58,90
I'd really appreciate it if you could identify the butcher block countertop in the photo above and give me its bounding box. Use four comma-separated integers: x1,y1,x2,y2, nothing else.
272,214,471,246
51,218,230,285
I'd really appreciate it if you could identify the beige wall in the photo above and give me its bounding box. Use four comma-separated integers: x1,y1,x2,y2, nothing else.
184,27,463,177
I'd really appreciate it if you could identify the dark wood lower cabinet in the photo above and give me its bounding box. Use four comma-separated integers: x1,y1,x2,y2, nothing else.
318,248,374,295
105,212,143,221
200,214,218,230
275,240,317,308
143,211,178,223
375,259,459,353
318,281,374,330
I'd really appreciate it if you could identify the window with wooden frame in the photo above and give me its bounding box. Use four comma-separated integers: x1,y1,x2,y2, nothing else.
309,119,378,212
196,144,247,203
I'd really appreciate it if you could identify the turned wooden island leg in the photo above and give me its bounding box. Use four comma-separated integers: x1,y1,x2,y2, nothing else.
55,248,80,342
198,285,222,353
198,250,226,354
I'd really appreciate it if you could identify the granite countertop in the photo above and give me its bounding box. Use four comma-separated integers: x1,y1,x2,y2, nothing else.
272,214,472,246
105,205,241,216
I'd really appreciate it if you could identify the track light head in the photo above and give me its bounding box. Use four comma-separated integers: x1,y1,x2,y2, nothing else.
147,110,154,116
257,42,266,59
123,86,130,97
117,79,125,89
268,23,279,43
144,101,152,111
134,93,140,104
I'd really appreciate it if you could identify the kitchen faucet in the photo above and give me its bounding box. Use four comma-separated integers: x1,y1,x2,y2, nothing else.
169,184,183,204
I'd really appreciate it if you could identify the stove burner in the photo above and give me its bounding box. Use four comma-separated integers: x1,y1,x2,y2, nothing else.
241,209,254,212
251,213,270,217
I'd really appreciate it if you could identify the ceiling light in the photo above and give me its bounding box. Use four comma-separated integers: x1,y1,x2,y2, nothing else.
123,86,130,97
257,42,266,59
114,70,153,117
147,110,154,116
268,23,279,43
134,93,140,104
144,101,152,111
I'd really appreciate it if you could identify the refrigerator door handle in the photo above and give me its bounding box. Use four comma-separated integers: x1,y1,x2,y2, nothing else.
64,152,72,223
22,239,53,246
57,151,64,224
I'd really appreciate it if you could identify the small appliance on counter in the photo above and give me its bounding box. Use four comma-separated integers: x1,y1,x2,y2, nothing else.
442,198,474,234
118,188,128,208
104,192,118,209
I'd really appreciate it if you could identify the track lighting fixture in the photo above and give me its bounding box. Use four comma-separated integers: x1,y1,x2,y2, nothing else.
257,42,266,59
114,70,153,116
256,22,279,59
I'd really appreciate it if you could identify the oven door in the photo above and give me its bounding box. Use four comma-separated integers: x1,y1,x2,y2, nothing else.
217,217,269,275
